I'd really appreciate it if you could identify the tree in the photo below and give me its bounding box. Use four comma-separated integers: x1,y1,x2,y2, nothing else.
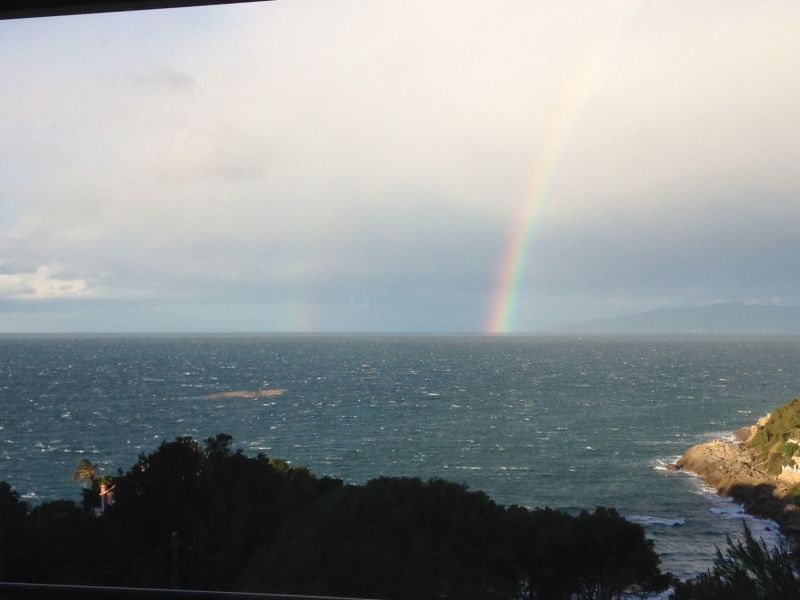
72,459,97,485
73,459,102,512
516,507,670,600
3,435,672,597
0,482,29,579
568,507,670,600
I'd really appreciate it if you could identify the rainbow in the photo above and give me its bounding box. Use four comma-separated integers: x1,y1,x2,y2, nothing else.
484,1,630,334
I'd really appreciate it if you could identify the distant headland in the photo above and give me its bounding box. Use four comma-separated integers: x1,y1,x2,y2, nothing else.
554,302,800,334
671,396,800,542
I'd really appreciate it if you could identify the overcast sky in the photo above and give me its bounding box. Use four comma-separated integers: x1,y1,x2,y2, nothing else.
1,0,799,333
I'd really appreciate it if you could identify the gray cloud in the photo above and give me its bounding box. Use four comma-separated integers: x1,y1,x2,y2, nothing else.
1,0,799,331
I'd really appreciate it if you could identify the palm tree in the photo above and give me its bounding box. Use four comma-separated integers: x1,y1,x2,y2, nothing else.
72,458,97,486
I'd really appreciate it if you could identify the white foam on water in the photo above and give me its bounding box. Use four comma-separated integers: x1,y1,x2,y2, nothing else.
672,463,784,550
698,430,736,442
653,457,681,471
635,440,690,447
650,454,787,582
709,501,745,518
627,515,686,527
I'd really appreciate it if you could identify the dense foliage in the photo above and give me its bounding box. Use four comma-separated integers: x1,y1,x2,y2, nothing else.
748,396,800,475
671,522,800,599
0,435,670,599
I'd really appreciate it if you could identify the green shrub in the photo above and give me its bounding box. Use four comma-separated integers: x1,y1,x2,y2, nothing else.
748,397,800,475
671,522,800,599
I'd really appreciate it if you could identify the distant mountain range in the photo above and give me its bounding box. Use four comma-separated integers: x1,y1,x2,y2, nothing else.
554,302,800,334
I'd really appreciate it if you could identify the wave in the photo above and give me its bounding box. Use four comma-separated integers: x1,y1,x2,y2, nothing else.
708,503,779,526
657,455,784,554
627,515,686,527
699,430,736,442
708,501,746,518
653,457,681,471
634,440,690,447
497,466,534,471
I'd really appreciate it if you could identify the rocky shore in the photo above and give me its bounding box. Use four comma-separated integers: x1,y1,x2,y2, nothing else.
671,423,800,542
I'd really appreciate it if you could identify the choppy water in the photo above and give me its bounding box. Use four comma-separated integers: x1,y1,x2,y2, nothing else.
2,334,799,579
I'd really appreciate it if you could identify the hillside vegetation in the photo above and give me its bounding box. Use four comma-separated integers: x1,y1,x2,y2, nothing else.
748,396,800,475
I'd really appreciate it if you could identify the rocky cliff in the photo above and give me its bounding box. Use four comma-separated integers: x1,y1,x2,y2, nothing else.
673,405,800,542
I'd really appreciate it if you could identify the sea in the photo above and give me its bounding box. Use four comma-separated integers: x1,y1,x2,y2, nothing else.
2,333,799,580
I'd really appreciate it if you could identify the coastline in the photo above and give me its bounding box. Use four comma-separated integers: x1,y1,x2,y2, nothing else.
671,431,800,543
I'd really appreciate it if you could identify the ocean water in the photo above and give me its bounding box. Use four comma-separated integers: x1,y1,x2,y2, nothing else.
2,334,800,579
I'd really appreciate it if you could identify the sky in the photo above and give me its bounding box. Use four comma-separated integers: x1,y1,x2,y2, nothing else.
1,0,799,333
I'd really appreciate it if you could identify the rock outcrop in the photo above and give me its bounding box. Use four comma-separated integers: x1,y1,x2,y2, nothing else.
676,440,766,493
674,433,800,541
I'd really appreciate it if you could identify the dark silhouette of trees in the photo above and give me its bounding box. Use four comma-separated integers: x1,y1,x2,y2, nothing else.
0,482,29,580
0,435,670,598
512,505,669,599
